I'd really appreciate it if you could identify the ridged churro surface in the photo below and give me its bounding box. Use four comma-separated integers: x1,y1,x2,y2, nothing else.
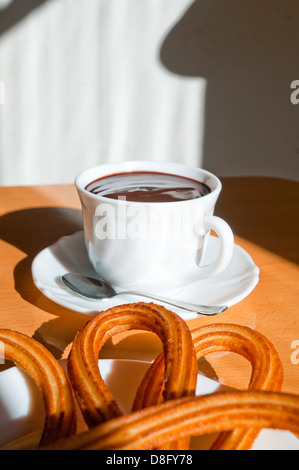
0,329,76,447
43,390,299,450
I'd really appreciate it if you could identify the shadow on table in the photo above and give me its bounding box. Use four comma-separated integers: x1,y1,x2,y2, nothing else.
0,206,89,358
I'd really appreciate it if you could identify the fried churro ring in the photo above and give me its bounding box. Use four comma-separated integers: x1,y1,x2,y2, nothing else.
67,303,198,431
133,323,283,450
43,390,299,450
0,329,76,447
192,323,283,450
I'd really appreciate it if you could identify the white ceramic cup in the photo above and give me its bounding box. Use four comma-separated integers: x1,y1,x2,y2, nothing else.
75,161,234,295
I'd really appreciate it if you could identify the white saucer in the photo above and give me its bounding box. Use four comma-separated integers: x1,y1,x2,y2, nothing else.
31,231,259,321
1,359,298,450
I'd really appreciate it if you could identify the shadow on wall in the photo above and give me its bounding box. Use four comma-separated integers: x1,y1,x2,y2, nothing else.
0,0,50,36
159,0,299,180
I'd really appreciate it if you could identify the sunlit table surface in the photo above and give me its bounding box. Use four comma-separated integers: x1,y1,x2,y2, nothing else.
0,177,298,393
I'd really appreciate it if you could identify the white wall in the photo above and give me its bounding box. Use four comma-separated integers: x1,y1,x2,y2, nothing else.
160,0,299,181
0,0,298,186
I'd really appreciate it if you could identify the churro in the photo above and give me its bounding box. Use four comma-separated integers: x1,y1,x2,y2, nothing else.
67,303,198,430
133,322,283,449
192,323,283,449
43,390,299,450
2,304,296,451
0,329,76,447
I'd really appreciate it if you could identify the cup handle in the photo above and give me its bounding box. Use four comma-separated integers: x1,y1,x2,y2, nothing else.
195,215,234,278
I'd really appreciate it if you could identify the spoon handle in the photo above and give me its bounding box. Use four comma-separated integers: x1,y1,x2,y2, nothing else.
117,291,227,315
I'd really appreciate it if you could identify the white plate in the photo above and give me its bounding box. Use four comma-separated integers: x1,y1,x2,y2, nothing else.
1,359,298,450
31,231,259,320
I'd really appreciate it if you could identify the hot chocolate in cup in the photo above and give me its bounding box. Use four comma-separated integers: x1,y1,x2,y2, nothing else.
75,161,234,295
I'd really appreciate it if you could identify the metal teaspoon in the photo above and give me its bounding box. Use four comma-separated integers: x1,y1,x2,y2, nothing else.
61,273,227,316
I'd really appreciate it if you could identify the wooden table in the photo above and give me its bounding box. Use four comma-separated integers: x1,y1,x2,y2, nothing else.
0,177,298,394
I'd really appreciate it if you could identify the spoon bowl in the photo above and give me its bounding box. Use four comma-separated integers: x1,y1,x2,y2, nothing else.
61,273,227,316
